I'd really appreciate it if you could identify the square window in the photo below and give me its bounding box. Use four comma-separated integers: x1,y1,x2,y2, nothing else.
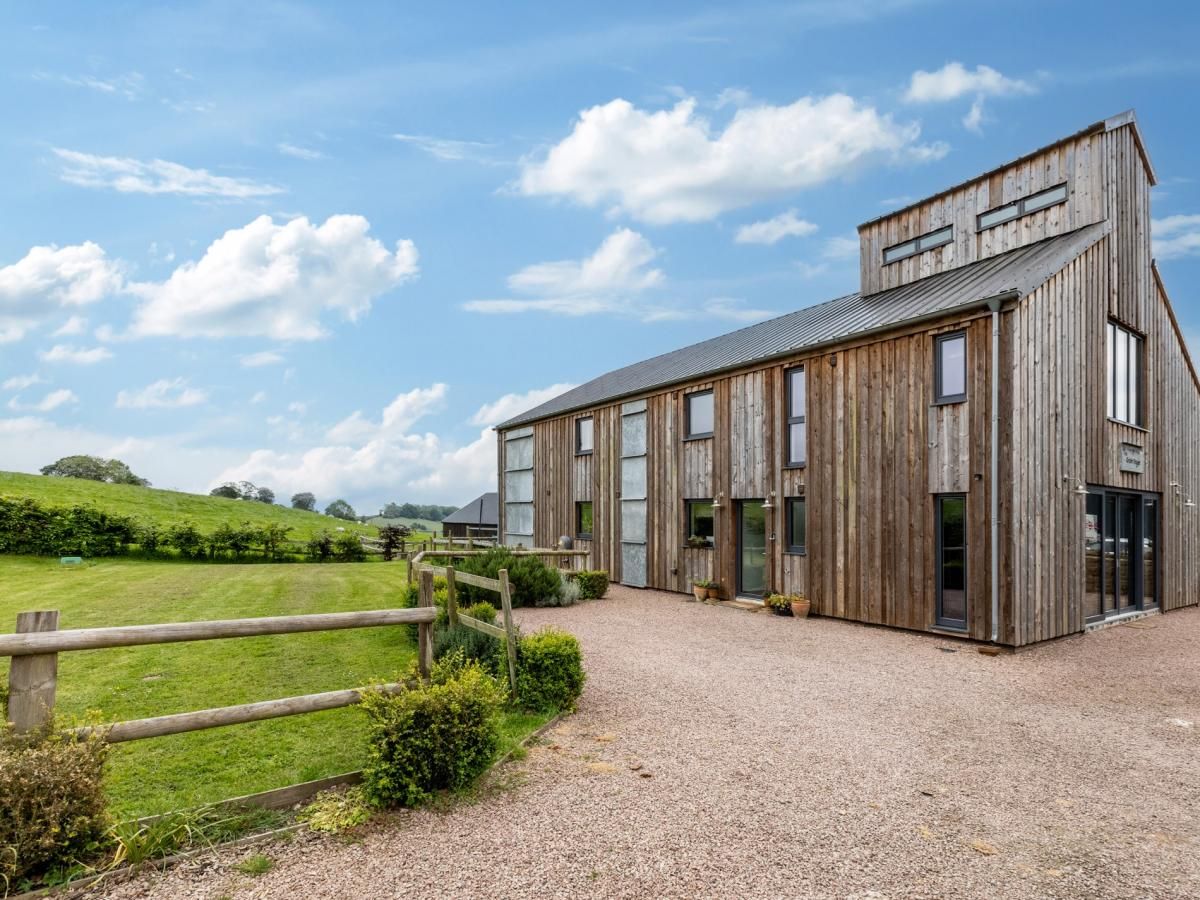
686,391,714,438
935,332,967,403
686,500,715,547
575,417,593,455
786,497,806,553
576,501,593,539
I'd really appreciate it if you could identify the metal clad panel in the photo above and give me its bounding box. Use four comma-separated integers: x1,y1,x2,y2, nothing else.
504,504,533,535
505,436,534,470
621,500,647,543
621,543,647,588
504,470,533,503
621,456,647,499
622,413,647,456
620,407,649,587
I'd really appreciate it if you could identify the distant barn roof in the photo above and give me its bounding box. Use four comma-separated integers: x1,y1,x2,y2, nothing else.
443,492,499,526
498,223,1106,430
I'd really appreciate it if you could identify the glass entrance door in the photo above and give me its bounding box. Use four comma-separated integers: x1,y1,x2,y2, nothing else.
1086,488,1159,622
737,501,767,598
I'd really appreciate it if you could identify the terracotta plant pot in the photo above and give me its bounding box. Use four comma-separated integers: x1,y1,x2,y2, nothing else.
705,587,720,602
790,598,811,618
691,585,706,602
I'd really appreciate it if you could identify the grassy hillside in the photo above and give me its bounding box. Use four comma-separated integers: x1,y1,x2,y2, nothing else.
0,470,375,540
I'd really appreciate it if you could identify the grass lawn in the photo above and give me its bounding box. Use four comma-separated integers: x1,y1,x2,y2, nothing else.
0,470,380,542
0,556,549,818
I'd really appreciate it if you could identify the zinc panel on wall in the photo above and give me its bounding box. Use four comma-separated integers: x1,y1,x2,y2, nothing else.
620,402,648,587
503,430,534,546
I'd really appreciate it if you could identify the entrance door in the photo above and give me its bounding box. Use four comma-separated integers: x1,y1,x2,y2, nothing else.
1085,488,1159,622
737,501,767,597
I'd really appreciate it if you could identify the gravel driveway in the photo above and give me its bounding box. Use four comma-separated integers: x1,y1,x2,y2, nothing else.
92,588,1200,899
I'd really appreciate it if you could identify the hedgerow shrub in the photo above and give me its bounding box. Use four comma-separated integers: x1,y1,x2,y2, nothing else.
0,726,111,888
333,532,367,562
359,654,505,808
455,548,562,607
514,628,585,713
433,624,501,670
573,570,609,600
306,531,334,562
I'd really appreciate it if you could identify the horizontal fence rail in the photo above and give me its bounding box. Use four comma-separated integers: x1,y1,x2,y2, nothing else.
0,608,436,657
2,603,437,736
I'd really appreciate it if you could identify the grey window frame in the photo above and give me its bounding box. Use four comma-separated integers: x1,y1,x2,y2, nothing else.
934,331,968,405
1106,320,1145,427
575,500,593,540
935,493,968,632
685,499,715,548
976,183,1068,232
785,366,807,468
785,496,807,555
882,225,954,265
575,416,594,456
684,390,714,440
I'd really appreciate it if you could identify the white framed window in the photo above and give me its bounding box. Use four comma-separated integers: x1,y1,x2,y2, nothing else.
1107,321,1144,427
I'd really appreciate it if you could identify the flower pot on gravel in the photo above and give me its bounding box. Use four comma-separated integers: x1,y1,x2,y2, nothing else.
764,594,792,616
705,586,720,602
790,597,811,619
691,584,706,602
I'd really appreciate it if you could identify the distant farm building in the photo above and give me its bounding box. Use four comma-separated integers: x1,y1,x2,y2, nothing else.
442,492,499,541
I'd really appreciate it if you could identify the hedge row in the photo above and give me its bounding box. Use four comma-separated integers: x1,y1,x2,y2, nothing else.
0,496,366,563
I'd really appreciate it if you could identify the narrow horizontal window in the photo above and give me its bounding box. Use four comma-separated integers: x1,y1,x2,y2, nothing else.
785,366,806,467
935,332,967,404
686,500,715,548
786,497,806,554
575,416,593,455
977,182,1068,231
685,390,714,439
576,501,593,539
1107,320,1144,427
882,225,953,265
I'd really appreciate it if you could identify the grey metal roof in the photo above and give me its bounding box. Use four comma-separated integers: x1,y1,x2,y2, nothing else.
443,492,499,526
497,223,1106,430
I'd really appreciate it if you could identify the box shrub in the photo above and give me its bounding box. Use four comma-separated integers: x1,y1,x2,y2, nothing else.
515,627,585,713
0,726,111,887
455,548,562,608
359,654,505,808
573,570,609,600
464,602,497,624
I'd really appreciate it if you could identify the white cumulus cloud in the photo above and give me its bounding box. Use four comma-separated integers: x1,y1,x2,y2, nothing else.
129,214,419,340
53,148,285,199
469,383,578,427
39,344,113,365
115,377,207,409
1153,214,1200,260
735,210,818,245
2,374,44,391
0,242,124,342
517,93,939,224
240,350,285,367
7,388,79,412
903,63,1035,103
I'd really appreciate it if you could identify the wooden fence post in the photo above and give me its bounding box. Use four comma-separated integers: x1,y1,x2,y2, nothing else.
446,566,458,627
498,570,518,696
417,569,434,680
8,611,60,732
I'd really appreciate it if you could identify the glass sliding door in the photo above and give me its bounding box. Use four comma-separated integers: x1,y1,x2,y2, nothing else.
737,501,767,598
1084,488,1160,622
936,495,968,631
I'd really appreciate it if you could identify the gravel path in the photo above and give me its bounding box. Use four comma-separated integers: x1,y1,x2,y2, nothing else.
91,589,1200,899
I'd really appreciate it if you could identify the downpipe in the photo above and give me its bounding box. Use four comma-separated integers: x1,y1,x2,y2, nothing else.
989,299,1002,644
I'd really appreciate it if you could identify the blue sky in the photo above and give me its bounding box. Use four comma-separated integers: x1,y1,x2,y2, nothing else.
2,1,1198,512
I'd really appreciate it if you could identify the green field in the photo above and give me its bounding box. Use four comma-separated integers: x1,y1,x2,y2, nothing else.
0,557,546,818
0,470,377,541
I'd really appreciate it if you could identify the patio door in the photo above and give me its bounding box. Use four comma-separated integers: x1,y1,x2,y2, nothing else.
1084,488,1159,621
737,500,767,598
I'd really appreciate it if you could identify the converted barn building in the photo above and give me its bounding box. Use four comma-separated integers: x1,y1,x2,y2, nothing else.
442,492,499,541
495,111,1200,647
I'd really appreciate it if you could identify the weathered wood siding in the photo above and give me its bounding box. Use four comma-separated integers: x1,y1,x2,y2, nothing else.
859,119,1151,296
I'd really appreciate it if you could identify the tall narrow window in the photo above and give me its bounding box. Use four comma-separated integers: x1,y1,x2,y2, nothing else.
576,501,593,539
575,416,594,455
686,500,715,548
685,390,714,439
785,367,807,467
936,495,967,631
1107,321,1144,426
935,332,967,404
785,497,806,554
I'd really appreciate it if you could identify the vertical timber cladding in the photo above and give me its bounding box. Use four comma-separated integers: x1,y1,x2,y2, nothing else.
620,399,649,587
502,427,534,547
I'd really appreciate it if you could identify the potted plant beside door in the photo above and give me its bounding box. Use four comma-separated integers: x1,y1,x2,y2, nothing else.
764,593,792,617
691,579,709,602
789,593,811,619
